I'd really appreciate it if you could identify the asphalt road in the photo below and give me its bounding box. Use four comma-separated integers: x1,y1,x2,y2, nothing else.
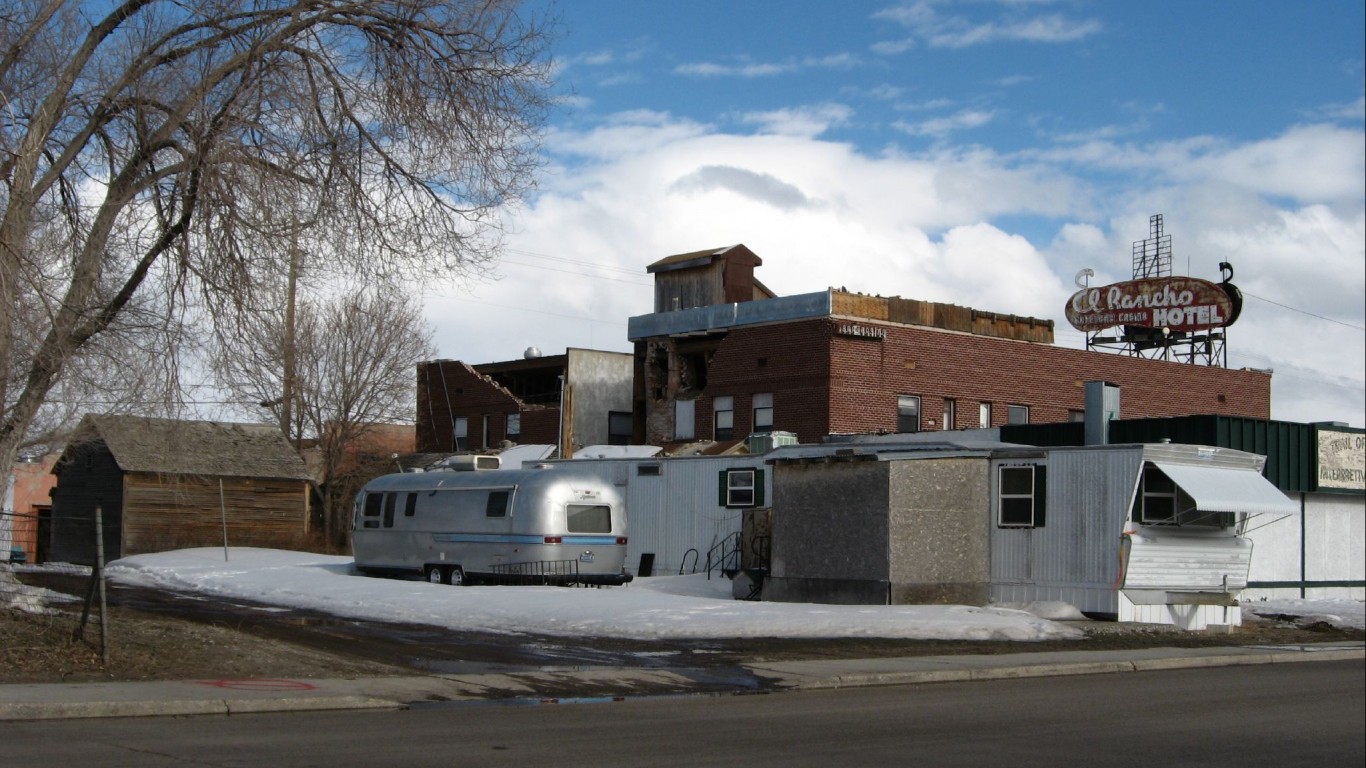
2,660,1361,767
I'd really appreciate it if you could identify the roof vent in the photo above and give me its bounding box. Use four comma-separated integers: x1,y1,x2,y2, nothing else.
524,346,542,359
444,455,502,471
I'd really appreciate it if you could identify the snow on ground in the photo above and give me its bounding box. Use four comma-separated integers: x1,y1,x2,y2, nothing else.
22,547,1354,641
103,548,1083,642
1241,598,1366,631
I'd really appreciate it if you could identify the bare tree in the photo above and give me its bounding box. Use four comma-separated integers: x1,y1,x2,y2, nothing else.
213,285,435,548
0,1,550,486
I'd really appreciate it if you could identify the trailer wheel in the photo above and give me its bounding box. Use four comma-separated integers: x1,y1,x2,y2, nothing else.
424,565,449,585
449,567,466,586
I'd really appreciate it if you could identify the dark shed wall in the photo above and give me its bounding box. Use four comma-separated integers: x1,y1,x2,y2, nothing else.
765,459,891,604
48,443,124,565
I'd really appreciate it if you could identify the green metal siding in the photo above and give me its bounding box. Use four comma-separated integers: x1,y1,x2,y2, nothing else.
1003,415,1347,494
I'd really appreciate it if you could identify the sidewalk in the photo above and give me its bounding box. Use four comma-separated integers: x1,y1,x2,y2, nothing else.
1,642,1360,721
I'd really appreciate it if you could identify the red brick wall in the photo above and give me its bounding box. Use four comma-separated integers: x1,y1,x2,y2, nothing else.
9,455,57,561
416,361,557,451
696,320,834,443
826,321,1268,433
667,318,1270,441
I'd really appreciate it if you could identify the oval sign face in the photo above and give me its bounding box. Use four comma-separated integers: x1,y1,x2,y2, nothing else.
1065,277,1235,332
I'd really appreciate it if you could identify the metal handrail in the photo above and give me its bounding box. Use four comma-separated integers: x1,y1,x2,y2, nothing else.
679,548,699,575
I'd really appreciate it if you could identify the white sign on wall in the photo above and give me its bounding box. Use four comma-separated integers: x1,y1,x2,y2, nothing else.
1317,428,1366,492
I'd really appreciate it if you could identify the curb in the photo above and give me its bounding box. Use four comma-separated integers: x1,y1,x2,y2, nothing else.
1,646,1360,721
0,695,403,722
774,647,1366,691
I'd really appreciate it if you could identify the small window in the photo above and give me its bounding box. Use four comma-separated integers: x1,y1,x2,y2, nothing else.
675,399,695,440
383,492,397,528
403,493,418,517
453,417,468,451
506,413,521,441
1007,405,1029,425
979,402,992,428
943,398,956,431
486,490,509,518
1067,410,1085,423
1134,465,1226,526
752,393,774,432
897,395,921,433
719,468,765,508
362,492,382,529
608,411,632,446
567,504,612,533
637,463,661,477
997,465,1047,528
713,396,734,440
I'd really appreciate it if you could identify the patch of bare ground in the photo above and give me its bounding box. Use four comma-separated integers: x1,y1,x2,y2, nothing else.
2,601,1359,685
0,606,412,685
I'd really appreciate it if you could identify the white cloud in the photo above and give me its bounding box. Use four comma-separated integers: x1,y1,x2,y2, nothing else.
422,112,1364,427
674,54,862,79
895,108,997,137
874,1,1103,49
739,103,853,138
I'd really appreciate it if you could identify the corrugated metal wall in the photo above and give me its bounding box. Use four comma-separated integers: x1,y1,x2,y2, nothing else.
559,456,772,576
990,447,1141,615
1003,415,1319,492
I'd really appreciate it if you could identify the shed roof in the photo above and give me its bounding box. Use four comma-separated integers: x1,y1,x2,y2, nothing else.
69,414,312,481
646,244,761,273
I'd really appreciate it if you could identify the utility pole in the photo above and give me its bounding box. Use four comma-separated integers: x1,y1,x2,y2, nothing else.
281,234,300,448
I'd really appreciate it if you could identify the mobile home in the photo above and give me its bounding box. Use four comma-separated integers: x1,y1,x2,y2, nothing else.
352,457,632,586
764,438,1297,629
991,442,1298,628
552,453,774,577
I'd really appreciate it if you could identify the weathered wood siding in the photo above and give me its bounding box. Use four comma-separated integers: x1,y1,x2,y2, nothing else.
832,291,1054,343
654,260,725,311
121,473,311,555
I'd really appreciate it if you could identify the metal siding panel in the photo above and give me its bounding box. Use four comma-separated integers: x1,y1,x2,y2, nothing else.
991,448,1140,612
568,457,762,576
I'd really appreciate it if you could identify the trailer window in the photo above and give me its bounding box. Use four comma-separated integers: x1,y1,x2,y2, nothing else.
566,504,612,534
383,493,397,528
997,465,1047,528
404,493,417,517
486,491,509,518
1135,465,1227,527
362,493,383,528
719,468,765,508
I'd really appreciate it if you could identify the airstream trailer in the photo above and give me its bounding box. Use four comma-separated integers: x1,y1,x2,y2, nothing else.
352,458,632,586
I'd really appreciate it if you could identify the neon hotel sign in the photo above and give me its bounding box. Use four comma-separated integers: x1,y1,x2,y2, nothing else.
1065,277,1237,333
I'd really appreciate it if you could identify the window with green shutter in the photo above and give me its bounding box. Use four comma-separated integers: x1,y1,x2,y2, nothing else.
719,468,765,508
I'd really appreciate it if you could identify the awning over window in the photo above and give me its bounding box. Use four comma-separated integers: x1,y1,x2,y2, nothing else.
1151,461,1299,517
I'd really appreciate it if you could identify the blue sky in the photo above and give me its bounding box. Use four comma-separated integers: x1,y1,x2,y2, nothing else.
422,0,1366,428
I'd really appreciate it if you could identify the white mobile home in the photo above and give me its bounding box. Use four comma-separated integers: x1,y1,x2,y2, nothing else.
991,443,1297,629
764,439,1298,629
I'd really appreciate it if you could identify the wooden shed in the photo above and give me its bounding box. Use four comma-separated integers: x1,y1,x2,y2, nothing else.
48,415,314,565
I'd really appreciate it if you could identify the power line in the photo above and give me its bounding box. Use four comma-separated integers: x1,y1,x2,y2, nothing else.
500,258,653,287
503,247,648,278
1243,291,1365,332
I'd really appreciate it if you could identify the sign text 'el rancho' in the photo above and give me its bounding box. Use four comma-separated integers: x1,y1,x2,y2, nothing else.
1065,277,1238,333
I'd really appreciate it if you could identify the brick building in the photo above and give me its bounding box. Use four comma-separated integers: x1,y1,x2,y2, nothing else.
417,349,633,454
628,245,1271,446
